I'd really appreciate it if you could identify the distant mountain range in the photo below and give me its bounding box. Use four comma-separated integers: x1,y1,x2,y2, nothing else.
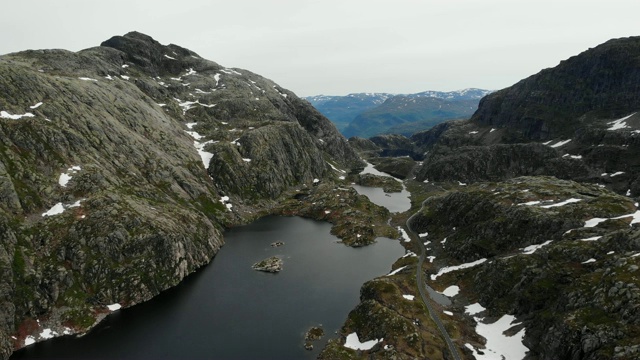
306,88,492,138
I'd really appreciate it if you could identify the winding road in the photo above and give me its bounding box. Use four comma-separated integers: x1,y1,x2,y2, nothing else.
406,197,462,360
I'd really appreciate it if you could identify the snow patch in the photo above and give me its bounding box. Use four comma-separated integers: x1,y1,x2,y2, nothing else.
465,303,486,315
42,203,65,217
1,111,35,120
580,236,602,242
59,165,81,187
78,77,98,82
517,200,541,206
107,303,122,311
582,258,596,264
398,227,411,242
220,68,242,75
442,285,460,297
39,328,57,339
175,98,216,115
327,162,347,174
607,113,636,131
521,240,553,255
562,154,582,159
584,217,608,228
183,123,215,169
584,210,640,228
402,294,415,301
540,198,581,208
24,336,36,346
387,266,408,276
42,199,83,217
467,315,527,360
431,258,487,280
549,139,572,148
30,102,43,109
164,54,177,60
344,332,383,351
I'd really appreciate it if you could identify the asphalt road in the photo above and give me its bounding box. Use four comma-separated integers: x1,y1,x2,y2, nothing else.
406,197,462,360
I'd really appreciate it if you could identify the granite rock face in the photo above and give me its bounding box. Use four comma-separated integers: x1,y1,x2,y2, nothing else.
0,31,362,358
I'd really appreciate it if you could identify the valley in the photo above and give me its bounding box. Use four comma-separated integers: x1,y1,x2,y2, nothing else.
1,32,640,360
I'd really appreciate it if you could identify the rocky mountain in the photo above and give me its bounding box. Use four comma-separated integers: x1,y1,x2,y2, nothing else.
338,36,640,359
0,31,363,359
362,36,640,197
343,95,481,138
306,89,491,138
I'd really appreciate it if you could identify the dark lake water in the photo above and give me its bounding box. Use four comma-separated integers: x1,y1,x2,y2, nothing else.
11,216,404,360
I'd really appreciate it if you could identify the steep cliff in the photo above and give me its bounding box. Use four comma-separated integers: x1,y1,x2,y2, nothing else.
0,32,363,359
471,36,640,141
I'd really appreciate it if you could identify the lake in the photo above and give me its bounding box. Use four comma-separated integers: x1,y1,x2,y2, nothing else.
11,216,404,360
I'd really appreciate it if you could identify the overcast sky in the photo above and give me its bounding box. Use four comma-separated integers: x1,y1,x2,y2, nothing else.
2,0,639,96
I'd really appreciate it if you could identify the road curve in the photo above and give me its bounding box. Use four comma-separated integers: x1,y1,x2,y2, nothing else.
406,197,462,360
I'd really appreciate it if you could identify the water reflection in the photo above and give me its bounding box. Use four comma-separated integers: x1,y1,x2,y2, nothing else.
11,216,403,360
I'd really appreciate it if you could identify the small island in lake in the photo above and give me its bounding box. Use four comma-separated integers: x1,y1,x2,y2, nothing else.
270,241,285,247
304,326,325,350
252,256,283,273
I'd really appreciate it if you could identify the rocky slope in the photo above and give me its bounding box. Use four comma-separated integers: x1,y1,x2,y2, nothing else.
409,177,640,359
362,36,640,197
0,31,363,359
331,36,640,360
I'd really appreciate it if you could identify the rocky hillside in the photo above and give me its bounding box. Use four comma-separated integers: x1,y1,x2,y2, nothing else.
362,36,640,197
0,31,362,359
410,177,640,359
306,89,490,138
471,37,640,141
337,36,640,359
